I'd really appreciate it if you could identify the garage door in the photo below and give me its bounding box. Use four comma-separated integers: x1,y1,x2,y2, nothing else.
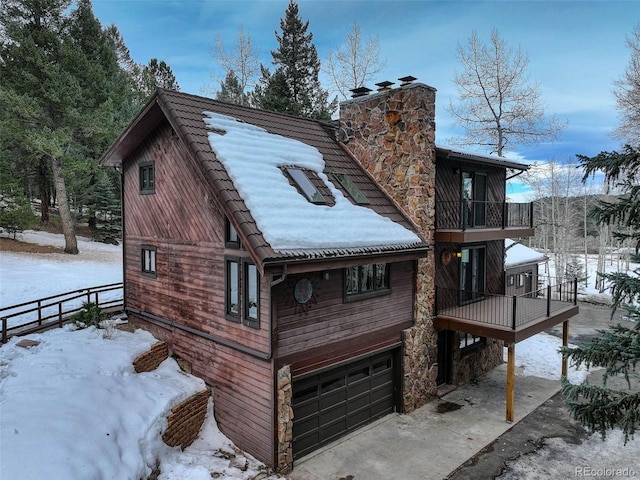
292,349,398,459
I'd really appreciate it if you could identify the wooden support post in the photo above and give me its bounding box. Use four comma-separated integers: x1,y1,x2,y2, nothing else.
506,342,515,423
562,320,569,377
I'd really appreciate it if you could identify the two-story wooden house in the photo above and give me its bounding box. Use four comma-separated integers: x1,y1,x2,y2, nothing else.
100,80,578,472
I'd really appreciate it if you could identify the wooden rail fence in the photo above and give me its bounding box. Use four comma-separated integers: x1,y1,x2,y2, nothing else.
1,282,124,344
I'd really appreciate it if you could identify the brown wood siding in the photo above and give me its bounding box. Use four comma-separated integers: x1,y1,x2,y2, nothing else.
121,121,276,465
436,158,506,205
274,262,415,374
435,240,504,295
123,121,270,351
128,321,275,466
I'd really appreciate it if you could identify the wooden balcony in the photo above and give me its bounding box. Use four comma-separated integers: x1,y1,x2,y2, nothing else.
435,201,534,242
434,279,579,343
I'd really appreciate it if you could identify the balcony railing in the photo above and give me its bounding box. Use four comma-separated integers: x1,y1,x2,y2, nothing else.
435,201,533,231
435,278,578,331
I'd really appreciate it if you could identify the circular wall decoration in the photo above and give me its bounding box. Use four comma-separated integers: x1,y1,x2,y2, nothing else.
441,250,453,266
294,278,314,304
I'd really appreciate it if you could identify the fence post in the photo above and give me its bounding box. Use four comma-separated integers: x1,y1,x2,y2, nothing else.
461,202,467,231
511,295,517,330
86,289,91,305
546,285,552,317
58,303,63,328
38,300,42,326
574,277,578,305
2,317,7,344
529,202,534,228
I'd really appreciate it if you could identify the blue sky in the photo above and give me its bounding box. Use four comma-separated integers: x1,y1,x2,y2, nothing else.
92,0,638,165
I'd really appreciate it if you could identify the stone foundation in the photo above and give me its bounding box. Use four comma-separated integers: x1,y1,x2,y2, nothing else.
452,338,504,385
276,365,294,474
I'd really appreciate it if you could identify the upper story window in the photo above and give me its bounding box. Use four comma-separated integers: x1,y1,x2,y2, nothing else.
141,246,156,277
284,167,326,204
345,264,390,301
225,217,241,249
225,256,260,329
139,162,155,194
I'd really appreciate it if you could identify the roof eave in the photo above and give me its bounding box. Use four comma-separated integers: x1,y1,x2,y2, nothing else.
436,146,530,171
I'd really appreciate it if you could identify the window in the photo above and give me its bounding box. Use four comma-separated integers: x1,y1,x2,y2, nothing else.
345,264,390,300
332,172,369,205
139,162,155,194
141,246,156,277
508,274,515,286
516,274,524,288
225,217,241,249
285,167,326,204
244,262,259,328
225,258,240,321
459,333,485,353
225,257,260,328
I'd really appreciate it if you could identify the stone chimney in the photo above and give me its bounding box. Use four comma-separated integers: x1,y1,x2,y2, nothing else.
338,79,439,411
338,80,437,241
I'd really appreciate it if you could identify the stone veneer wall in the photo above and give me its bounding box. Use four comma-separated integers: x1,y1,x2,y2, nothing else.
452,338,504,385
338,83,438,411
276,365,294,474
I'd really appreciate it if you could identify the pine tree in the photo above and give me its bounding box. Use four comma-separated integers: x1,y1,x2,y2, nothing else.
255,0,336,119
216,70,250,106
562,145,640,443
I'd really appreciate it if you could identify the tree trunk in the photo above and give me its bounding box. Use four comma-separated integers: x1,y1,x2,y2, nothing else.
50,155,78,254
38,158,50,223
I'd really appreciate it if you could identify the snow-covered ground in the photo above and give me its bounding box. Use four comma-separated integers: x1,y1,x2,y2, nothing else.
1,231,637,479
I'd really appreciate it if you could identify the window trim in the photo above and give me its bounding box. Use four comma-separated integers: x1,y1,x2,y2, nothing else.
224,256,260,329
284,167,326,204
225,217,241,249
243,261,260,329
141,245,157,278
225,256,241,323
139,162,155,194
344,264,391,302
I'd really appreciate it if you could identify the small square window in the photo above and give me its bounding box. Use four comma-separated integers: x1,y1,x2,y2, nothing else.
508,274,515,286
141,246,156,277
517,274,524,288
139,162,155,194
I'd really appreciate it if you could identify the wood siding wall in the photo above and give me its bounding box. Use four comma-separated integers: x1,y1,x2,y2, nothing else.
122,121,275,466
435,158,506,205
274,262,415,377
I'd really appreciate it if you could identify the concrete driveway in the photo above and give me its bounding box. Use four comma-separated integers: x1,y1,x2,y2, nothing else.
287,302,624,480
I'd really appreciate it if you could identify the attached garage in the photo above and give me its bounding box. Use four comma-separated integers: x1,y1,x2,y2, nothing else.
291,349,400,459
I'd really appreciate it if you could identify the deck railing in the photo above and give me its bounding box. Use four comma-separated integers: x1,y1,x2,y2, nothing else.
435,201,533,231
435,277,578,330
1,282,124,344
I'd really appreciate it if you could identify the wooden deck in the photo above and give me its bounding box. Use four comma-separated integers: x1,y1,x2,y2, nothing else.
434,294,579,343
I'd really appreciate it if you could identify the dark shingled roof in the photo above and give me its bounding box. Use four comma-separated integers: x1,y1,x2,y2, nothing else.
100,89,430,267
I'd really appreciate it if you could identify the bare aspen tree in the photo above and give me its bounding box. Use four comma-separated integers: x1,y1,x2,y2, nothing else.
325,22,385,101
204,25,260,101
613,22,640,144
449,29,566,157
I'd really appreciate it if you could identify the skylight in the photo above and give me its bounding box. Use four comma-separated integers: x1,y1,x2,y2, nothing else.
202,111,421,252
285,167,326,204
332,172,370,205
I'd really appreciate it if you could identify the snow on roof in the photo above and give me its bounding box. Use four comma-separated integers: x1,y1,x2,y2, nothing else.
505,239,548,267
203,112,421,253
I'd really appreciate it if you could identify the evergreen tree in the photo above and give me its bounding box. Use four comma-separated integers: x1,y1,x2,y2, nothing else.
139,58,180,99
254,0,336,119
216,70,250,106
562,145,640,443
